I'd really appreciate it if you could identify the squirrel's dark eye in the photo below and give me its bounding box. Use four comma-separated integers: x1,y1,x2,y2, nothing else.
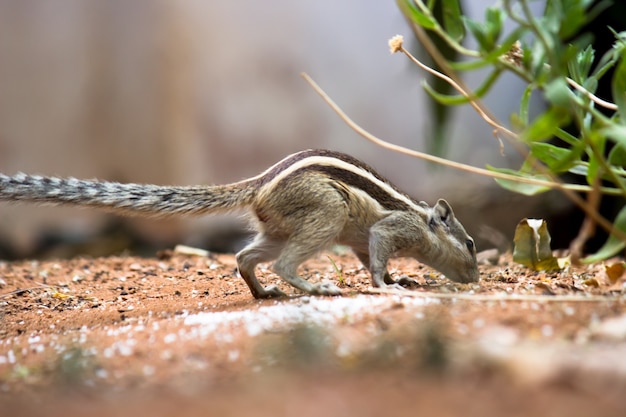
465,239,474,252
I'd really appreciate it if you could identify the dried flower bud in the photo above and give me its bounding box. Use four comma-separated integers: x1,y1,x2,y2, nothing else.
388,35,404,54
504,41,524,67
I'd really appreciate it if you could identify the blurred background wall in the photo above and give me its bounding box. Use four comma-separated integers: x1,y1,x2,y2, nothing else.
0,0,569,258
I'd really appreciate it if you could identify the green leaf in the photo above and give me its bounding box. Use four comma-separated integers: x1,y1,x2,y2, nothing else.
463,17,489,52
612,47,626,124
558,1,587,39
583,205,626,263
486,166,552,195
601,124,626,149
608,144,626,166
610,29,626,43
582,77,598,95
513,218,561,271
554,127,580,146
544,77,572,108
586,130,607,185
539,2,562,38
569,160,626,182
421,68,501,105
450,27,528,71
586,0,613,24
592,43,623,81
397,0,437,30
521,108,571,143
528,36,555,80
441,0,465,42
484,7,504,48
521,39,534,73
569,45,595,83
518,84,535,127
326,255,344,285
568,163,588,177
529,142,577,173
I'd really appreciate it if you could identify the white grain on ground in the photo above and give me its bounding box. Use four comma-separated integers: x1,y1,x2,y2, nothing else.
183,294,438,337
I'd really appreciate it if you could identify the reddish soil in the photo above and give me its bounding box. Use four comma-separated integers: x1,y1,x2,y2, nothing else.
1,250,626,416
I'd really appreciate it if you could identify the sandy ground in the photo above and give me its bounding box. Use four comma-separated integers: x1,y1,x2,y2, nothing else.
1,249,626,416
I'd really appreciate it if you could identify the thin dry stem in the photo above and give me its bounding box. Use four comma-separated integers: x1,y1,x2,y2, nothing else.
384,34,626,247
566,77,619,111
302,72,575,191
403,26,512,145
394,29,557,184
396,44,517,140
0,283,51,299
300,72,626,245
364,287,620,302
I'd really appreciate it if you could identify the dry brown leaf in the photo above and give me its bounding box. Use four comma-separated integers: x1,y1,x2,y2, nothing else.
513,219,560,271
582,278,600,288
51,291,72,300
604,262,626,284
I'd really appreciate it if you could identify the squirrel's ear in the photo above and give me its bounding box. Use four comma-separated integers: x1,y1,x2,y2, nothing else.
434,199,455,224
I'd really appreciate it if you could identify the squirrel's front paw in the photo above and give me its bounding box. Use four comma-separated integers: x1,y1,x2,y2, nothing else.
393,276,419,287
311,282,343,296
256,285,287,299
384,283,409,291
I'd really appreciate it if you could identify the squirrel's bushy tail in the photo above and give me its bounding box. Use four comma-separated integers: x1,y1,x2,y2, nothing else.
0,173,256,217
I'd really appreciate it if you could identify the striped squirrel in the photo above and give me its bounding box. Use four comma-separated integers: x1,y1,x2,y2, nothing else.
0,149,479,298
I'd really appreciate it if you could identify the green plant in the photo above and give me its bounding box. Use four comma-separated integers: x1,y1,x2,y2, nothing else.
392,0,626,261
327,255,345,286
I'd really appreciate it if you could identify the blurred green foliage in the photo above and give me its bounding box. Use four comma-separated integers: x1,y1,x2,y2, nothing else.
398,0,626,261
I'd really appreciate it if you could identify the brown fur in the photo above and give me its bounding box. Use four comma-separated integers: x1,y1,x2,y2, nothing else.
0,149,479,298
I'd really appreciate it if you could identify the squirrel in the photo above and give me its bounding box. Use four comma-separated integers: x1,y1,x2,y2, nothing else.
0,149,479,298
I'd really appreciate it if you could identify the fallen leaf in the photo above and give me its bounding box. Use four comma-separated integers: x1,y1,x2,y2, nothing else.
605,262,626,284
513,218,561,271
582,278,600,288
557,256,571,269
174,244,210,257
535,282,556,295
52,291,72,300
